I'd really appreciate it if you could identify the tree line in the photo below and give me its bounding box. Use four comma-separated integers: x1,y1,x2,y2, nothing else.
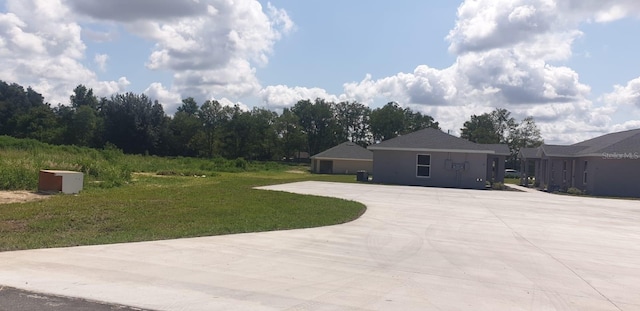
0,81,440,160
0,80,542,166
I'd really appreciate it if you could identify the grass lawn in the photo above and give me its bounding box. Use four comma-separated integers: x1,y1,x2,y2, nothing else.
504,178,521,185
0,171,365,252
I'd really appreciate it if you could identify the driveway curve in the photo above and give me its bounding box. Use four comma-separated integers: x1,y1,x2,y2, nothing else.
0,181,639,310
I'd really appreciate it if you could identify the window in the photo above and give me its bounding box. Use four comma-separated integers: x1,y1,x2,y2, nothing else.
417,154,431,178
583,161,588,184
562,160,567,182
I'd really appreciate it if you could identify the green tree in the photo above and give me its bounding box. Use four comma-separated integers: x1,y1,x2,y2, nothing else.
220,106,252,159
247,107,278,160
334,101,371,146
513,116,543,148
15,104,61,143
369,102,406,142
101,93,166,154
166,98,202,156
194,99,226,157
177,97,199,115
490,108,517,144
0,82,46,136
404,109,440,133
275,108,306,160
70,85,99,109
460,113,501,144
69,105,99,146
508,116,544,168
292,99,340,155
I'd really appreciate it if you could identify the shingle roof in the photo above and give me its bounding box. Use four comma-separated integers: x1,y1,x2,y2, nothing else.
367,128,498,153
541,145,588,157
482,144,511,155
572,128,640,155
311,142,373,160
520,128,640,158
519,147,540,159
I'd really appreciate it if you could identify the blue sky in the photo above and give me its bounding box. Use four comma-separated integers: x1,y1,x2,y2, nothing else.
1,0,640,143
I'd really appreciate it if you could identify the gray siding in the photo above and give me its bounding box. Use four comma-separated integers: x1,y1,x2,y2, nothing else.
543,157,575,191
589,157,640,197
372,150,488,189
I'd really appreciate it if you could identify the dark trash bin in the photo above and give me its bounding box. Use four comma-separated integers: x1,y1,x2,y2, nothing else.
356,170,369,182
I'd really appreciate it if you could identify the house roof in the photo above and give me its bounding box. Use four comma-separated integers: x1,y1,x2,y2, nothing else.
367,128,501,154
572,128,640,155
540,145,588,157
519,128,640,159
311,142,373,161
483,144,511,156
519,147,540,159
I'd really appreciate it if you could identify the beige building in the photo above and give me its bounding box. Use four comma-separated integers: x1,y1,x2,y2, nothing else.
310,142,373,174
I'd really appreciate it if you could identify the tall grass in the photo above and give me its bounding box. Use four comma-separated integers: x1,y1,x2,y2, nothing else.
0,136,289,191
0,137,131,190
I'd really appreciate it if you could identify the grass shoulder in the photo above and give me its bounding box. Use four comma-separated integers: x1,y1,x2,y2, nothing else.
0,171,365,252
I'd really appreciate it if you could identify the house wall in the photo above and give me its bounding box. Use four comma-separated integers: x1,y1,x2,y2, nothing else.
331,160,373,174
587,157,640,197
486,155,506,183
311,159,373,174
372,150,488,189
542,157,575,191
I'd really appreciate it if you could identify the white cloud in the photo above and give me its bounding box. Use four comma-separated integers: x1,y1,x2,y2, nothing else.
600,77,640,107
67,0,209,22
218,97,250,112
0,0,128,105
447,0,562,55
70,0,293,102
1,0,291,107
94,53,108,71
143,82,181,114
93,77,130,98
259,85,342,109
258,0,640,144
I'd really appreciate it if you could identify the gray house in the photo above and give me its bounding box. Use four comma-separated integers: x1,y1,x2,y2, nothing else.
368,128,509,189
519,128,640,197
310,142,373,174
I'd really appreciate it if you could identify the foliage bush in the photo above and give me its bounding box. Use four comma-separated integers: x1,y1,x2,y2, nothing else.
566,187,583,195
491,182,506,190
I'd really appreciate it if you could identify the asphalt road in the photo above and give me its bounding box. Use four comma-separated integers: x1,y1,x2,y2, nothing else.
0,181,639,310
0,286,151,311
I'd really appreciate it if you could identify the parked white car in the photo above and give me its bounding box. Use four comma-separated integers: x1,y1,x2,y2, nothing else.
504,169,521,178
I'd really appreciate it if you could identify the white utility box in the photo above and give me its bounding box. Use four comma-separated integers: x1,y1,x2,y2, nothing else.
38,170,84,194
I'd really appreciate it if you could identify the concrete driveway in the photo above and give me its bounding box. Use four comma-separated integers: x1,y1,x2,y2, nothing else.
0,181,639,310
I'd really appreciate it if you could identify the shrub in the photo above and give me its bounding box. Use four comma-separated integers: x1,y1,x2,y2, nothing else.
234,157,248,169
0,137,131,190
492,182,506,190
567,187,583,195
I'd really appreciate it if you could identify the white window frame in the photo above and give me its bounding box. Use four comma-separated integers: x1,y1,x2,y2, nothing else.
583,160,588,184
416,154,431,178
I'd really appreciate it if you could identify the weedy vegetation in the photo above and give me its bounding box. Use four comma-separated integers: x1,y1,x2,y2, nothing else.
0,136,365,251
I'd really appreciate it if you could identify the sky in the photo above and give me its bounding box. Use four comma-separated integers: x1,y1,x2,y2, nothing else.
1,0,640,144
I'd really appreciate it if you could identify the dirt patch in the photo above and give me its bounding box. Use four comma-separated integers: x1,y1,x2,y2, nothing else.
0,191,50,205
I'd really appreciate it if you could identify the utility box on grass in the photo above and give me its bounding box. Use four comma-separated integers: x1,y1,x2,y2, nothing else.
38,170,84,194
356,170,369,182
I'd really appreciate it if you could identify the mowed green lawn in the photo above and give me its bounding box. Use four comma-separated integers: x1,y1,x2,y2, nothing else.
0,172,365,252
